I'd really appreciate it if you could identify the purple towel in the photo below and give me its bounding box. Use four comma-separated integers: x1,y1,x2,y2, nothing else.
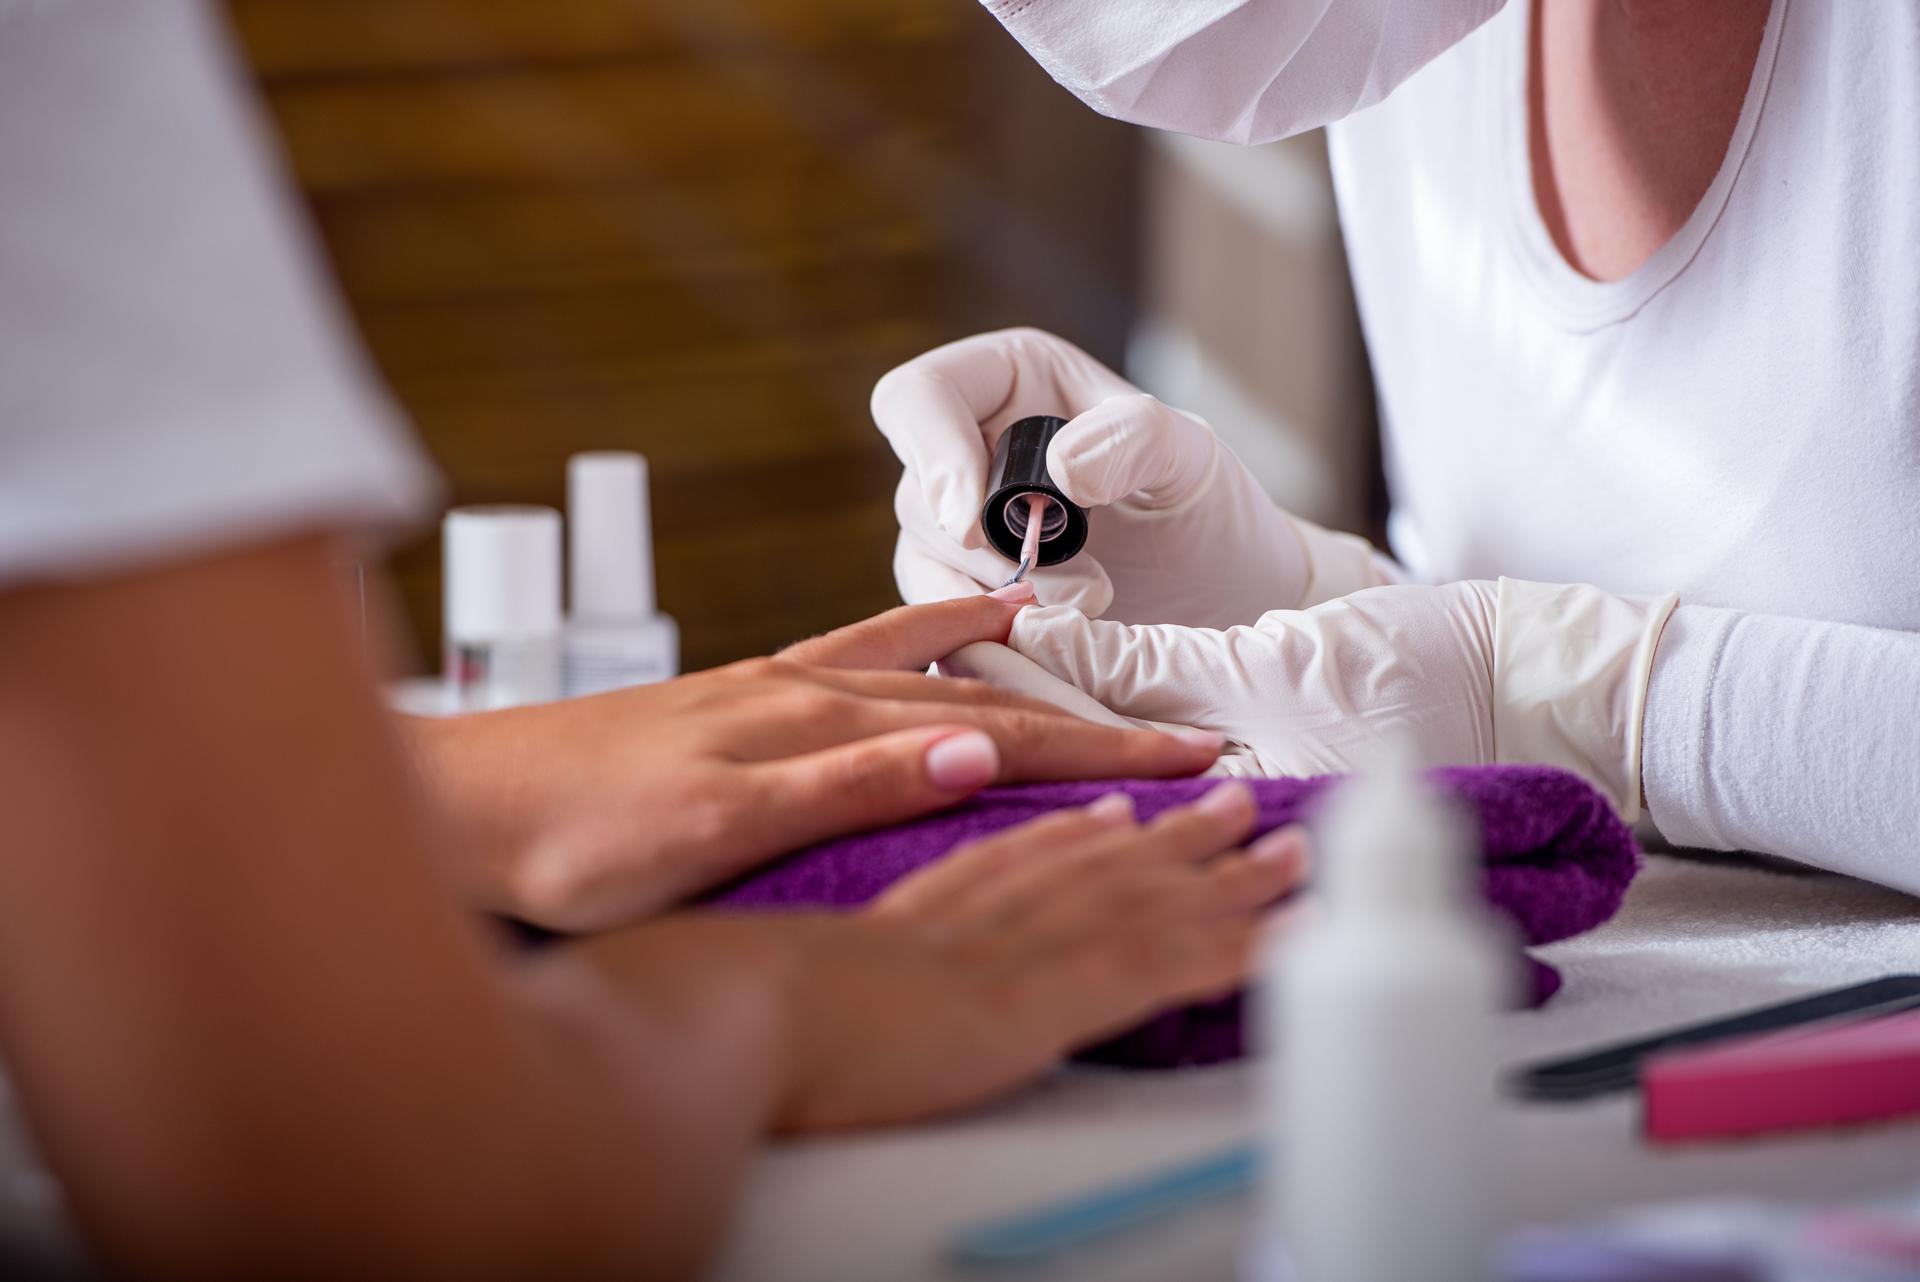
711,765,1640,1068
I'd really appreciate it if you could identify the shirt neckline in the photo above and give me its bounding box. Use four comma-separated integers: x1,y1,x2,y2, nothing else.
1494,0,1789,333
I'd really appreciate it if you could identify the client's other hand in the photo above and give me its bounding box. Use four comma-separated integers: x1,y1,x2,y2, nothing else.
572,782,1308,1132
409,590,1223,932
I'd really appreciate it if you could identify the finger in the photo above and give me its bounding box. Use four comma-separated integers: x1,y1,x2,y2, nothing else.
1246,823,1312,871
1121,908,1271,1006
948,704,1223,782
1191,846,1312,917
738,726,1006,861
872,793,1137,921
712,673,1221,773
1044,814,1307,938
1009,604,1282,731
1050,920,1267,1058
742,685,1223,777
789,666,1078,718
971,781,1257,914
870,334,1022,545
780,587,1036,670
1127,779,1260,863
1047,394,1220,509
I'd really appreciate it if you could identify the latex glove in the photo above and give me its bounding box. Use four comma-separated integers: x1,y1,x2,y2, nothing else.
872,327,1396,628
1008,578,1680,819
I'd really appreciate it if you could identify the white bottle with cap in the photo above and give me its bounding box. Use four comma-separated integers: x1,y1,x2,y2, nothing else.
443,505,565,711
564,451,678,697
1255,760,1512,1282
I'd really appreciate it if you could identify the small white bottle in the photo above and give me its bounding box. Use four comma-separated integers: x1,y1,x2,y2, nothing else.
564,451,678,696
443,505,565,711
1255,761,1513,1282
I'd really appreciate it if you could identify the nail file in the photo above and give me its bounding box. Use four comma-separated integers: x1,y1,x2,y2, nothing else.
947,1144,1258,1267
1644,1007,1920,1143
1512,975,1920,1102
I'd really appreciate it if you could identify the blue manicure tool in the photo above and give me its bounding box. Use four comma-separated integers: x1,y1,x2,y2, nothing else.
947,1143,1259,1267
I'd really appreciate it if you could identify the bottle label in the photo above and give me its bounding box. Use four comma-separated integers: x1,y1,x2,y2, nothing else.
564,631,674,697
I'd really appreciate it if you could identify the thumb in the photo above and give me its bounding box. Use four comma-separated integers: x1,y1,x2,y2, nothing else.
1008,604,1256,731
871,361,1000,548
748,726,1003,852
1047,394,1219,509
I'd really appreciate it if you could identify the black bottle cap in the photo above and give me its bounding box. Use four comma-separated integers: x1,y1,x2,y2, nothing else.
980,415,1090,568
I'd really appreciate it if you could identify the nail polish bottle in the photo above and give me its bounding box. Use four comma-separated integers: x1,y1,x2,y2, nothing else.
443,505,564,711
563,451,678,697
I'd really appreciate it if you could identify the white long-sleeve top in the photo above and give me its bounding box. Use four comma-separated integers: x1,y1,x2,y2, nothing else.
984,0,1920,890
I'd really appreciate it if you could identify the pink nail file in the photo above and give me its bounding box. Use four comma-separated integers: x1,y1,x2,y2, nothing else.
1643,1007,1920,1143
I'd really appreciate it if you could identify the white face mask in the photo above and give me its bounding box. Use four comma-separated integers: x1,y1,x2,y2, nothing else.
981,0,1505,144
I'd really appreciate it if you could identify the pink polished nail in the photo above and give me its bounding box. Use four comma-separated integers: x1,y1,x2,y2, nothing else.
988,581,1038,603
1195,779,1253,818
1086,791,1136,826
925,730,999,791
1250,827,1308,865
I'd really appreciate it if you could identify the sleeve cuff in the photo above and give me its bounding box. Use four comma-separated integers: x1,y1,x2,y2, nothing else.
1640,604,1740,850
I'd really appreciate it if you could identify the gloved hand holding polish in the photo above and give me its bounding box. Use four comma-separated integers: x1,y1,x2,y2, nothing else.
874,327,1397,627
1007,578,1679,819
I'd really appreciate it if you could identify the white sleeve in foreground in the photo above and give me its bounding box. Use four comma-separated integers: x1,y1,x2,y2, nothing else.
0,0,438,589
1643,605,1920,894
980,0,1504,144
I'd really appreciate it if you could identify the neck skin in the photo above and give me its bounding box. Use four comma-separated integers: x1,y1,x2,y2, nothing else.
1529,0,1771,282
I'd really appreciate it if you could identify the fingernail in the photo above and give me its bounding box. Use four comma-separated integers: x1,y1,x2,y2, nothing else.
1249,827,1307,865
925,730,999,791
987,581,1038,604
1166,728,1226,754
1086,791,1135,826
1194,779,1252,818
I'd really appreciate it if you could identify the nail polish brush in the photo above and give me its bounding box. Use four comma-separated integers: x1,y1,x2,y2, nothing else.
980,415,1089,587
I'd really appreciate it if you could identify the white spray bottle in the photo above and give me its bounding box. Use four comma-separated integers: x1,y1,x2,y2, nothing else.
1256,758,1513,1282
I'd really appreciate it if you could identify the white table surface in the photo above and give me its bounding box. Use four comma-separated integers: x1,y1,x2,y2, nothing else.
709,851,1920,1282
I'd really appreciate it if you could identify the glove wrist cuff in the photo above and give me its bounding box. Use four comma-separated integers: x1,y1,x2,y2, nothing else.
1491,578,1679,820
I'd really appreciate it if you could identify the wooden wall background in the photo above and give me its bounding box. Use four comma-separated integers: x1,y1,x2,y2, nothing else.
226,0,1142,671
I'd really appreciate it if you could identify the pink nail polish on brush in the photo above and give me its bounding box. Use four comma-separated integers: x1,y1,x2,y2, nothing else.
981,416,1088,587
1643,1007,1920,1143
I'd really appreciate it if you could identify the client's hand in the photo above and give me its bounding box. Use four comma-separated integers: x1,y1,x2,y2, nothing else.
783,780,1308,1130
409,590,1223,932
570,781,1308,1132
